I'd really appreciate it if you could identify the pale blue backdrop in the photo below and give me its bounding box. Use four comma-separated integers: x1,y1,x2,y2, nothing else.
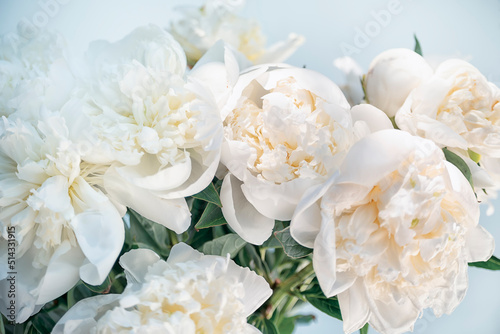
1,1,499,333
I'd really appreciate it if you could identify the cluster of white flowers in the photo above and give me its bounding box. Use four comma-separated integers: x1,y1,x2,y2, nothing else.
52,243,272,334
0,1,497,334
364,49,500,207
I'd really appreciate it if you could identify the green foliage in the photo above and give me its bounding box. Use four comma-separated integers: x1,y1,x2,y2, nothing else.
201,233,247,258
443,148,474,189
195,202,227,229
360,323,370,334
303,279,343,321
249,315,279,334
192,182,222,207
469,255,500,270
413,34,422,56
126,209,171,257
275,227,313,258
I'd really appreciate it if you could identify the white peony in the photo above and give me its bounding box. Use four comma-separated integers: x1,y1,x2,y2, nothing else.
52,243,272,334
365,48,433,118
0,109,123,323
0,29,75,119
218,64,392,244
396,59,500,204
80,25,224,233
169,0,304,66
291,130,494,334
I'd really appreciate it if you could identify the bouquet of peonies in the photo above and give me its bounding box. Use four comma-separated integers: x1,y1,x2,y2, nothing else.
0,1,498,333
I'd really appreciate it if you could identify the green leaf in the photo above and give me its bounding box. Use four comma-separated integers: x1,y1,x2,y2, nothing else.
278,317,295,334
195,202,227,229
127,209,170,257
249,315,279,334
261,221,286,248
303,280,342,320
468,148,481,163
413,34,422,56
469,255,500,270
31,311,56,334
82,275,112,294
0,315,5,334
275,227,312,258
360,323,369,334
201,234,246,258
192,182,222,207
442,148,474,189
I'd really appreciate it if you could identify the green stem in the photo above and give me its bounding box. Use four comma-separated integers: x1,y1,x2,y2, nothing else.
267,262,315,318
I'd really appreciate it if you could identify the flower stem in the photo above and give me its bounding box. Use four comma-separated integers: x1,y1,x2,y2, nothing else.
266,262,315,318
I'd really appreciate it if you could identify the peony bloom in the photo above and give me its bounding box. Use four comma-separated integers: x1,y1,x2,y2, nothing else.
0,29,75,119
80,25,223,233
218,64,392,244
291,130,494,334
0,109,123,323
169,0,304,66
52,243,272,334
396,59,500,204
365,48,433,118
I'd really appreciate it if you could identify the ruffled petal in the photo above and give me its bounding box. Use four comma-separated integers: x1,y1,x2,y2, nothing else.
220,173,274,245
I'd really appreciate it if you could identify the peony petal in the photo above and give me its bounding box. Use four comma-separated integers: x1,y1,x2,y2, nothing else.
116,153,191,192
350,104,393,134
166,242,204,264
70,180,124,286
291,174,337,248
337,278,371,334
104,165,191,234
36,241,85,304
220,173,274,245
119,248,160,284
225,260,272,316
52,294,121,334
313,213,338,297
465,225,495,262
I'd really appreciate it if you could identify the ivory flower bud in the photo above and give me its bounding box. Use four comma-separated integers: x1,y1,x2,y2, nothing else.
365,48,433,117
52,243,272,334
219,64,392,244
291,130,494,334
396,59,500,204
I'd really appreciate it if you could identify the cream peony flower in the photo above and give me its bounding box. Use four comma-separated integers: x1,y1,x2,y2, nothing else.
52,243,272,334
0,109,123,323
169,0,304,66
80,25,224,233
365,48,433,118
0,29,75,119
218,64,392,244
291,130,494,334
396,59,500,203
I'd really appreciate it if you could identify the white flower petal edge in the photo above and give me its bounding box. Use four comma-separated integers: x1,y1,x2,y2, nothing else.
52,243,272,334
333,56,365,106
291,129,494,334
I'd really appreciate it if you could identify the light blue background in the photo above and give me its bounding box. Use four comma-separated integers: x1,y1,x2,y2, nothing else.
1,1,499,333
